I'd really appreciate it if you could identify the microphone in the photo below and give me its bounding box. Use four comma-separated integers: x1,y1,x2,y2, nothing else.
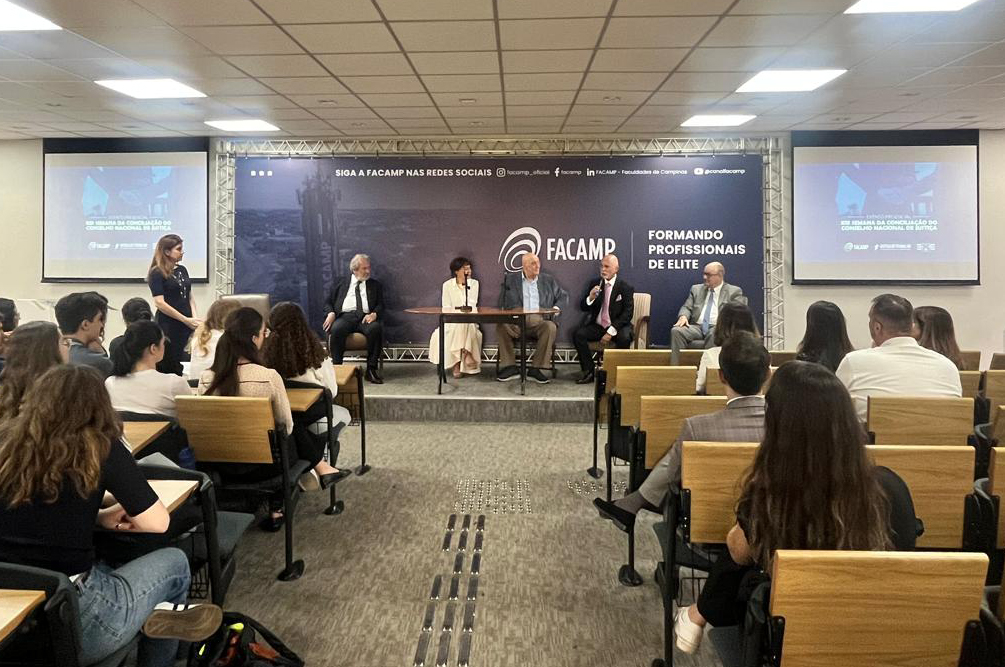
457,280,473,312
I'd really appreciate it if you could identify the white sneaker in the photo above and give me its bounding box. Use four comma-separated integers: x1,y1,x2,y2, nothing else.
674,606,704,654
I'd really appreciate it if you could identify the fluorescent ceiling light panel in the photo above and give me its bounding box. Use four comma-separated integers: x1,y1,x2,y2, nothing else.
0,1,60,30
737,69,846,93
681,114,756,127
95,79,206,99
204,119,280,132
845,0,980,13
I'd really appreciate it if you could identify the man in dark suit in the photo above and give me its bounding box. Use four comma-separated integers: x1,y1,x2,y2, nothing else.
572,254,634,384
323,253,386,384
671,261,747,364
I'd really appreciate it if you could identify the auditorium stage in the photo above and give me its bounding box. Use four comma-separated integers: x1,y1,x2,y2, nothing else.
357,361,593,423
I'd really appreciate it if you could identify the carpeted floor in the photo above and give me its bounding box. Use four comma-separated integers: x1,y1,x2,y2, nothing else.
358,360,595,399
222,422,721,667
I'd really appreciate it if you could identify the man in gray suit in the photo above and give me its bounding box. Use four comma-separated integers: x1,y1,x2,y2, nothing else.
593,332,768,532
671,261,747,364
497,252,568,384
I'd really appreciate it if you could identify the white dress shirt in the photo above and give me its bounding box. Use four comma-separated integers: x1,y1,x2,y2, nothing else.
696,346,722,392
105,369,193,418
835,336,963,422
340,277,370,314
700,284,723,326
586,274,618,336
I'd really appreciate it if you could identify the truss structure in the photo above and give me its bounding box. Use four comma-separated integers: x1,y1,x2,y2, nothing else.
214,135,785,348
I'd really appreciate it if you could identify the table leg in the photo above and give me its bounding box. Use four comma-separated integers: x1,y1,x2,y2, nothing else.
438,316,446,394
519,315,527,396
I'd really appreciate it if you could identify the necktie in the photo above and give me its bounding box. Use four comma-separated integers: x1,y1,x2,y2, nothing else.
354,281,363,315
598,282,612,329
700,288,715,335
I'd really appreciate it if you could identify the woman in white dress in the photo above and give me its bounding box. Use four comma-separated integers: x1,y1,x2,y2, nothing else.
429,257,482,377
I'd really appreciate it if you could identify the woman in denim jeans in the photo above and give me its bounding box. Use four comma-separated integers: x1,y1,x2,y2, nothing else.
0,365,220,667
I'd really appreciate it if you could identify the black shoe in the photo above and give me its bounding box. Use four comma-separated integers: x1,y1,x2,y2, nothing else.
576,370,595,384
496,365,519,382
258,513,285,532
527,367,550,384
319,469,352,489
365,368,383,384
593,497,635,533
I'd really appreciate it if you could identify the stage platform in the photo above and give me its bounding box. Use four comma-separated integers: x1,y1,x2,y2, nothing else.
354,361,593,423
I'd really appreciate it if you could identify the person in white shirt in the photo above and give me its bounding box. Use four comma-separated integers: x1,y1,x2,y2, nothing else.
429,256,483,377
696,303,760,393
188,299,242,379
106,320,192,418
836,294,962,421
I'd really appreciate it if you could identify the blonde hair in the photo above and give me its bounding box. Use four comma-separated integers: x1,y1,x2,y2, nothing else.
190,299,242,355
149,234,183,280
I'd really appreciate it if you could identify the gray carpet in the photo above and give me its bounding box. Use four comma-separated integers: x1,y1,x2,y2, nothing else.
357,360,594,399
222,422,722,667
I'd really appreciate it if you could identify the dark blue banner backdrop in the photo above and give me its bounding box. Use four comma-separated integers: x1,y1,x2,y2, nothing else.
234,156,764,347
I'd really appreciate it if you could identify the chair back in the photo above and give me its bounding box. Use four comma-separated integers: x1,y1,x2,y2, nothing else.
600,350,671,394
769,549,987,667
769,350,798,366
639,396,728,468
992,353,1005,371
868,445,975,549
0,563,82,666
631,292,651,349
985,370,1005,423
866,396,974,445
615,366,698,427
959,370,982,399
960,350,981,371
175,396,277,464
680,441,758,543
219,293,270,321
677,349,703,368
989,448,1005,549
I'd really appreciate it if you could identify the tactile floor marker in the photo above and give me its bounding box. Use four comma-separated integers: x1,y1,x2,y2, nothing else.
454,480,532,514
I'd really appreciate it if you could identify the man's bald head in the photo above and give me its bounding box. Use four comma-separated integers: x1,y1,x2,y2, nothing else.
522,252,541,280
600,254,619,280
703,262,725,288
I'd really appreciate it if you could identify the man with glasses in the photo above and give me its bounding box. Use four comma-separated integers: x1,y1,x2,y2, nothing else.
670,262,747,365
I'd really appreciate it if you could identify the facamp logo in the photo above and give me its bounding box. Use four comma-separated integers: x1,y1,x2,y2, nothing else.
498,226,616,272
498,226,542,272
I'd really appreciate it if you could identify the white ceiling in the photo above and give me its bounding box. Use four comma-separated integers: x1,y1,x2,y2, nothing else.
0,0,1001,138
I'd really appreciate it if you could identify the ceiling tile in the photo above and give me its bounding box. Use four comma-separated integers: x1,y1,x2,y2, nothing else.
703,15,831,47
429,91,502,106
422,74,500,92
410,51,499,75
285,23,399,54
502,50,592,73
316,53,412,76
287,93,363,107
156,120,217,131
801,14,939,47
500,18,604,50
393,21,497,52
615,0,733,15
377,106,445,118
54,109,138,122
591,48,688,72
729,0,849,13
768,43,881,69
911,8,1005,43
15,0,164,28
439,105,504,118
42,58,156,80
903,67,1005,88
270,108,323,120
662,72,749,92
180,26,304,55
132,0,269,25
0,31,120,60
504,72,581,91
569,103,637,116
29,80,118,97
450,119,505,131
602,17,717,48
38,121,104,132
904,121,966,129
74,26,212,58
845,122,909,130
867,42,989,70
868,112,938,123
950,84,1005,100
507,104,569,117
136,56,245,79
214,94,298,110
648,91,725,105
272,119,335,132
809,112,881,124
331,119,394,132
308,106,378,119
583,72,666,91
498,0,612,19
341,75,426,94
258,77,349,95
387,117,449,129
0,61,81,81
575,90,650,104
254,0,381,23
226,55,328,77
358,92,434,106
505,90,576,105
632,104,690,118
678,47,784,72
376,0,493,20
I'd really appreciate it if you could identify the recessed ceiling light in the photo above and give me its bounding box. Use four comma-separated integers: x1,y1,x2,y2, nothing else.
845,0,980,13
318,99,338,106
459,98,477,105
44,102,62,107
737,69,846,93
204,119,279,132
0,1,60,31
603,95,621,103
469,121,484,126
589,119,605,124
95,78,206,99
681,114,756,127
350,122,367,127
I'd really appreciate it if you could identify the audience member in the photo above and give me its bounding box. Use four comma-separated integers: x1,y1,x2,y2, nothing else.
836,294,961,421
106,320,193,419
696,303,759,393
108,297,154,360
572,254,634,384
593,332,768,531
148,234,200,376
0,365,222,667
912,305,965,370
670,262,747,364
0,321,68,421
429,256,483,377
795,300,854,372
323,253,387,384
189,299,241,378
496,252,568,384
673,361,917,653
55,291,113,378
0,298,18,334
200,307,349,530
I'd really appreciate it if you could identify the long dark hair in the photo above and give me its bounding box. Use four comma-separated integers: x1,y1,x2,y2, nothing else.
796,301,854,372
737,361,891,566
111,320,164,377
261,302,326,379
913,306,963,370
205,307,263,397
0,321,63,421
713,303,759,347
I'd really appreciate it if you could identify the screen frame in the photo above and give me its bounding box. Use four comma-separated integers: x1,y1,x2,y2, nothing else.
41,137,211,284
790,130,980,286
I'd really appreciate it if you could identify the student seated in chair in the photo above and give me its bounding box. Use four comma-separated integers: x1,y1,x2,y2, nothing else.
0,321,68,421
106,320,193,419
55,291,113,379
672,361,918,654
593,332,768,532
0,365,222,667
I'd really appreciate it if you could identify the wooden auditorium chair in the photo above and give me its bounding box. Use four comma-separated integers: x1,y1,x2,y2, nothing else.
586,291,652,360
220,293,270,321
768,350,798,366
960,370,982,399
867,396,974,445
992,354,1005,371
960,349,982,371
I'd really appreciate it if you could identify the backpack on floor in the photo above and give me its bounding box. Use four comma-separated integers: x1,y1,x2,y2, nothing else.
188,612,304,667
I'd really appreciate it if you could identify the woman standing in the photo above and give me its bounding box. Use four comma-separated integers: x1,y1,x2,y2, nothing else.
428,257,482,377
147,234,199,376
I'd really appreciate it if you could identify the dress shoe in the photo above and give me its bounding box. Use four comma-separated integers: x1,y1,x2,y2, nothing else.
319,469,352,489
527,367,550,384
593,497,636,533
142,603,223,642
576,370,595,384
258,513,285,532
365,368,383,384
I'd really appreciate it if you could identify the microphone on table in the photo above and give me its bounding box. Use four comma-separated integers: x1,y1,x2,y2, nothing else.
457,281,473,312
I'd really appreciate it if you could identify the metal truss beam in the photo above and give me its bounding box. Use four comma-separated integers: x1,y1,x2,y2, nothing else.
213,149,236,300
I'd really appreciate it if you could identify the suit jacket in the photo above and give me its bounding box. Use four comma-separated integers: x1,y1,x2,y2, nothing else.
677,282,747,324
578,276,634,331
325,276,385,318
665,395,765,486
497,271,568,311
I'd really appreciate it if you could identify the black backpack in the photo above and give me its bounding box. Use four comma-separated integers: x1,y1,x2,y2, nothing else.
188,612,304,667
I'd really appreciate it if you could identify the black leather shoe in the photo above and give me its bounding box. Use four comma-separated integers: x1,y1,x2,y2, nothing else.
576,370,595,384
319,469,352,489
593,497,635,533
258,513,285,532
365,368,383,384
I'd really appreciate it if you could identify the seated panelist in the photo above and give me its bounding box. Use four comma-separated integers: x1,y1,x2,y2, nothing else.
670,261,746,364
429,256,482,377
323,253,386,384
572,254,634,384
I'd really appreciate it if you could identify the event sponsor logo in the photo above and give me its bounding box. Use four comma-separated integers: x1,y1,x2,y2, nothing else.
498,226,616,272
498,226,542,272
